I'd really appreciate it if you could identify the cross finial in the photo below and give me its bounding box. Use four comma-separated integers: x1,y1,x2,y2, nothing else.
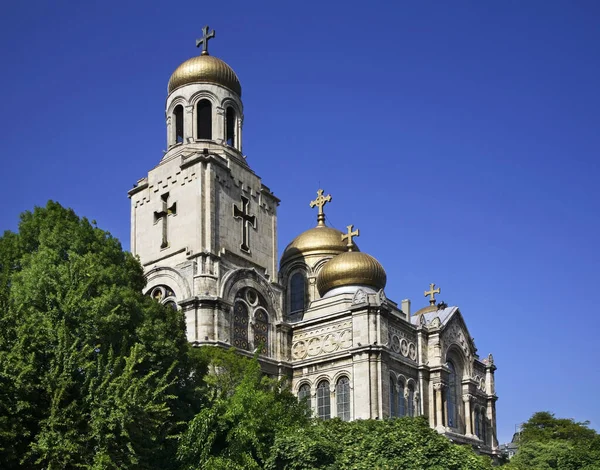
196,25,216,56
342,224,360,251
309,189,332,226
424,283,441,306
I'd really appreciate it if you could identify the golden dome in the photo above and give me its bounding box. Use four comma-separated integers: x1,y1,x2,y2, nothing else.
168,54,242,96
317,251,387,296
280,225,358,266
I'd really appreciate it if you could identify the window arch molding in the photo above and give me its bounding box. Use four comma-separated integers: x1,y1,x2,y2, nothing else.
220,268,279,321
144,266,192,300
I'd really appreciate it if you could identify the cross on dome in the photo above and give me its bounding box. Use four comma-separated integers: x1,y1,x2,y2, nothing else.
424,283,441,306
309,189,332,226
342,224,359,251
196,25,216,56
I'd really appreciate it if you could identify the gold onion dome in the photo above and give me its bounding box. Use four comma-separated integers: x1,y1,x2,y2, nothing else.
280,225,357,265
316,225,387,297
280,189,358,266
168,54,242,95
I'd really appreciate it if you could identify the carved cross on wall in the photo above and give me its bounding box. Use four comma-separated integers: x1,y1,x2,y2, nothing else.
154,193,177,249
233,196,256,253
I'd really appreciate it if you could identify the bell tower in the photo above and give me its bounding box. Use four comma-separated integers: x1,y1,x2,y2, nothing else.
128,28,282,357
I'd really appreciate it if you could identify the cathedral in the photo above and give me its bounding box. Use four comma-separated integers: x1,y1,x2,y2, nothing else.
128,27,499,456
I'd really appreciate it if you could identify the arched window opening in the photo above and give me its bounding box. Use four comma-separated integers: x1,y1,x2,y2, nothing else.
389,377,397,417
408,384,415,417
226,107,236,147
398,380,406,417
317,381,331,420
447,361,457,427
290,272,306,313
475,408,481,438
336,377,351,421
233,301,249,350
197,99,212,139
298,383,311,408
174,105,184,144
254,309,269,354
481,412,487,444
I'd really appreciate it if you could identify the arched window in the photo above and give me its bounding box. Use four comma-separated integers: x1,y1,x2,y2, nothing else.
226,107,236,147
389,377,397,417
290,272,306,313
481,411,487,444
197,99,212,139
174,105,184,144
317,380,331,420
398,380,406,417
475,408,481,438
233,301,249,350
447,361,457,427
254,309,269,354
336,377,350,421
298,383,311,408
408,384,415,417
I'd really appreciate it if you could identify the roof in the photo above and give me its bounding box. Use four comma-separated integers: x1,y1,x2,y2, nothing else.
410,306,458,326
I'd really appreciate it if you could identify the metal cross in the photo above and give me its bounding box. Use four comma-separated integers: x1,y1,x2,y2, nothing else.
342,224,359,251
233,196,256,253
309,189,332,226
154,193,177,249
196,25,215,56
424,283,441,305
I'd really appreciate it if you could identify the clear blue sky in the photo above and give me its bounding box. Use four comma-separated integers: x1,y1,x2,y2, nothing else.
2,0,599,445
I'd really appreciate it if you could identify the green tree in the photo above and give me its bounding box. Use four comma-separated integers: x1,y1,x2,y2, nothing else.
0,202,202,469
266,417,494,470
177,347,311,470
505,412,600,470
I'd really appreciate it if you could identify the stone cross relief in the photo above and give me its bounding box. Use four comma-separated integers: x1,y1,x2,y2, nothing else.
233,195,256,253
154,192,177,249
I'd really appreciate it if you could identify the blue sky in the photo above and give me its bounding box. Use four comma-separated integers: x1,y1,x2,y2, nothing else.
2,0,599,444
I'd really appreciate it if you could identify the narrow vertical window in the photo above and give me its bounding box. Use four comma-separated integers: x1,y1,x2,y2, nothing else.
447,361,457,427
254,309,269,354
298,383,311,408
226,106,236,147
233,301,249,350
398,380,406,416
389,377,397,417
197,99,212,139
481,412,487,444
317,381,331,420
290,272,306,313
408,384,415,417
174,105,184,144
475,408,481,438
336,377,350,421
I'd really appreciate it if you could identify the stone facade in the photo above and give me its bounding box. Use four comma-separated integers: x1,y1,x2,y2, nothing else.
129,41,499,457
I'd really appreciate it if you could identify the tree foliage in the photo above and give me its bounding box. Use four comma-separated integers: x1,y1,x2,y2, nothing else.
177,347,312,470
266,417,493,470
0,202,202,469
505,412,600,470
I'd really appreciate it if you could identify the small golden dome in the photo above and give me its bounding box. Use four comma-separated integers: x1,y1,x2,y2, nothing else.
280,225,358,266
168,54,242,96
317,251,387,296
